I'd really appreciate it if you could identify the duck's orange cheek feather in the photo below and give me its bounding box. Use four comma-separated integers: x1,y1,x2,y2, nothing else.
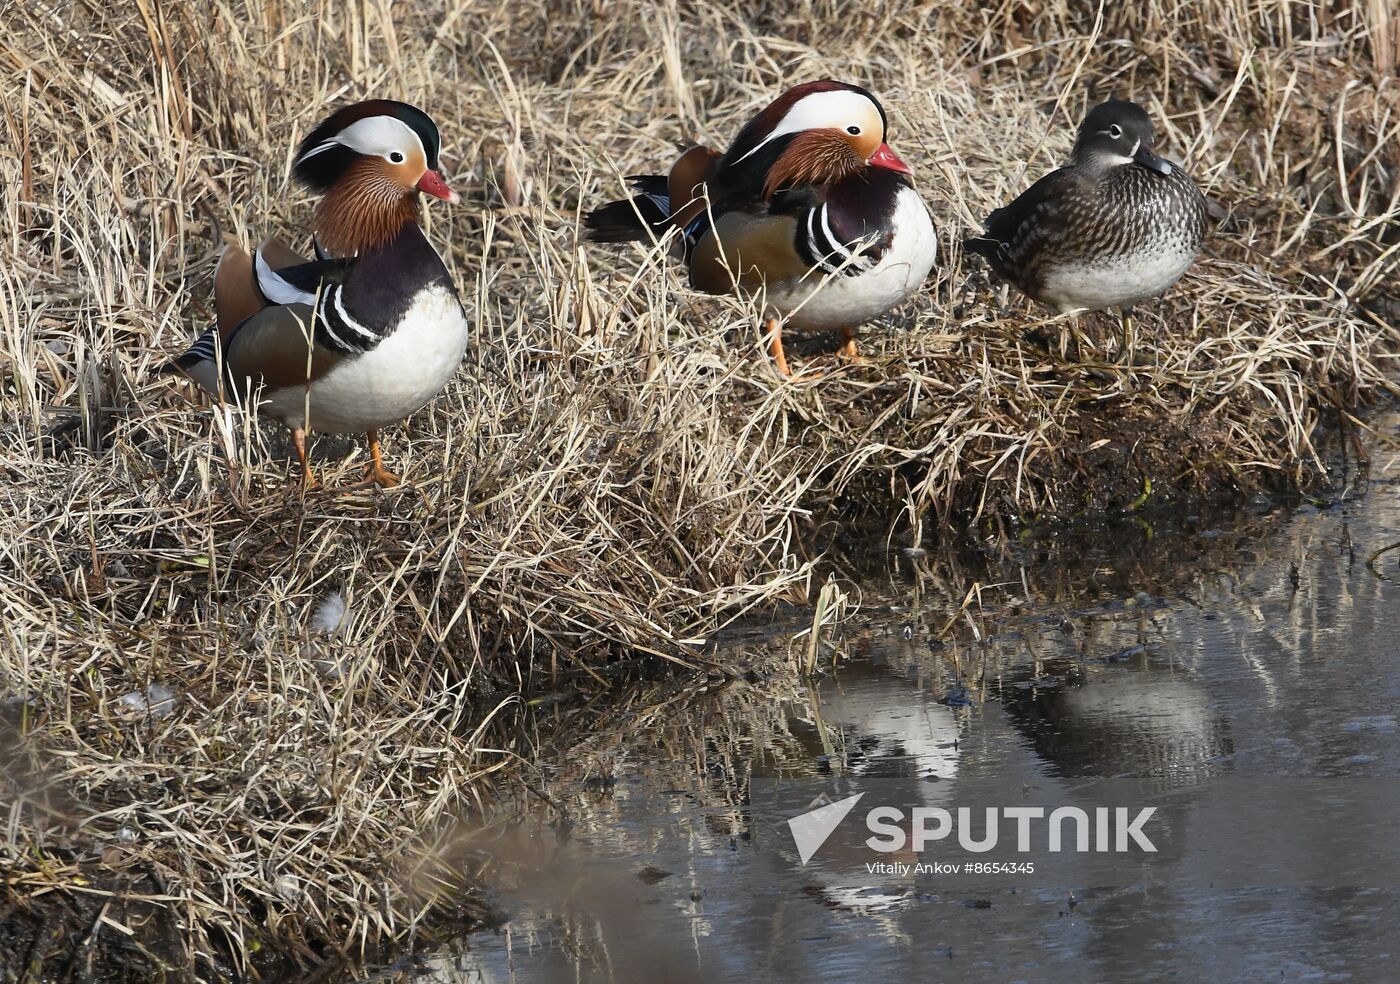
764,130,866,197
372,147,428,193
852,129,882,161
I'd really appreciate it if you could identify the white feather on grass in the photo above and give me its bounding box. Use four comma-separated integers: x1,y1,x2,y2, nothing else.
307,590,351,679
310,591,347,636
117,683,177,719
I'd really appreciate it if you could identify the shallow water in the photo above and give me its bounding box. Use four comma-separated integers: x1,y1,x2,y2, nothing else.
422,412,1400,984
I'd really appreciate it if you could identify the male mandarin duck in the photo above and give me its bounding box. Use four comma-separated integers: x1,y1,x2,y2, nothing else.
585,80,936,374
165,100,468,488
964,100,1206,352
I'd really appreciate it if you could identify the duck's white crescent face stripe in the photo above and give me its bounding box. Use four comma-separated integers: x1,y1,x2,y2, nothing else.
735,90,882,163
294,115,425,166
1092,135,1141,167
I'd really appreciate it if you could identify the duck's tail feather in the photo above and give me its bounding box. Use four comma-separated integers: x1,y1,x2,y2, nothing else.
157,325,219,376
583,175,672,243
961,236,1000,259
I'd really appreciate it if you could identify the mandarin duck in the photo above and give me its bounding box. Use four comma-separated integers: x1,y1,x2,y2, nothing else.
964,100,1207,353
164,100,468,488
584,80,936,374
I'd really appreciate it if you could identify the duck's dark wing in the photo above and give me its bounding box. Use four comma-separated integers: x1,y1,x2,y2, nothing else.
163,302,347,391
688,209,808,294
582,174,674,244
964,167,1087,277
168,237,364,387
222,304,347,387
252,242,354,306
583,146,725,245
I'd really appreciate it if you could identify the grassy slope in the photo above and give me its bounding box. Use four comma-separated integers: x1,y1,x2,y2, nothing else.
2,0,1398,975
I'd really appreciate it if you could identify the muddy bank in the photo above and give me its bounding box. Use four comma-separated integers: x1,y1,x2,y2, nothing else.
431,415,1400,984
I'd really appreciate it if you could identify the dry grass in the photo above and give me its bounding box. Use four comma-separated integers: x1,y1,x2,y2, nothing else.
2,0,1399,977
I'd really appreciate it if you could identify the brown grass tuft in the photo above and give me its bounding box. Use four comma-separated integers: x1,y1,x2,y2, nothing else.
2,0,1398,975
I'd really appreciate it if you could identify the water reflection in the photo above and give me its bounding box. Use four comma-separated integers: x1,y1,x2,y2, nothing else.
999,660,1232,778
423,412,1400,983
790,669,963,780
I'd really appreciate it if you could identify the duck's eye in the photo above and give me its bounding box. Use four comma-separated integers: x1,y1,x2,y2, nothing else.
389,151,405,164
1108,125,1123,139
846,125,861,136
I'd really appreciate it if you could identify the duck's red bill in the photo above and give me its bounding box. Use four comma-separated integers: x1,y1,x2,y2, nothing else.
417,170,460,203
870,143,911,174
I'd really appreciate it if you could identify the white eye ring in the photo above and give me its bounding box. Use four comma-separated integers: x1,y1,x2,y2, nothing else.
388,151,405,164
1107,124,1123,139
846,125,861,135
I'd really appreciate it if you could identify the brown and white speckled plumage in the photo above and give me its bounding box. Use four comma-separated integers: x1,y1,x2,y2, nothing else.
966,100,1207,314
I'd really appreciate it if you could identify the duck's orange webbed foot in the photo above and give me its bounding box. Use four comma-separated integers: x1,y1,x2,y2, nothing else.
837,326,864,361
292,428,319,490
765,317,791,377
365,429,401,488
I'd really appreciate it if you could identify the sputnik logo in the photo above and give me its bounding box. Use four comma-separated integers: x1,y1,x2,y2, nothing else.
787,793,865,864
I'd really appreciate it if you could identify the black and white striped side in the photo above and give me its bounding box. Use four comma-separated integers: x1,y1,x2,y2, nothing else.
312,282,383,354
167,325,219,371
253,247,379,354
794,202,880,277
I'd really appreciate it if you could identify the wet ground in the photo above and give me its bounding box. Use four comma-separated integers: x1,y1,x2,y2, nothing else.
419,411,1400,983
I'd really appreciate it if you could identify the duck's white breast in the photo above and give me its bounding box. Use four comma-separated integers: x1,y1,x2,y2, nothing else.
1040,240,1199,314
776,187,937,331
264,285,469,433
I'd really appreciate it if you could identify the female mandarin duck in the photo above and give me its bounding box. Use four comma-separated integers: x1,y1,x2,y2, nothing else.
964,100,1206,352
165,100,468,488
585,81,936,374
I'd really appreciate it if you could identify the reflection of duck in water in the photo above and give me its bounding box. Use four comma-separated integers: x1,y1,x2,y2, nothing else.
780,662,965,915
782,659,963,781
820,672,963,781
999,657,1232,777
